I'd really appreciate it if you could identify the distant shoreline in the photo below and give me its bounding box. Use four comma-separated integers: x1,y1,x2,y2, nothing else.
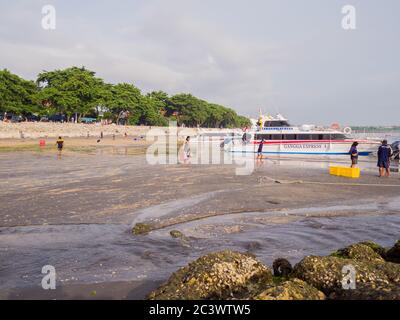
0,122,231,140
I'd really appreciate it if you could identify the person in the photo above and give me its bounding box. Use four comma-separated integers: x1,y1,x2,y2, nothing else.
56,136,64,152
349,142,359,168
183,136,191,162
377,140,393,177
257,138,265,161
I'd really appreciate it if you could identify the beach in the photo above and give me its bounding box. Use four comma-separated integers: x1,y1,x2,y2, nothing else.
0,137,399,299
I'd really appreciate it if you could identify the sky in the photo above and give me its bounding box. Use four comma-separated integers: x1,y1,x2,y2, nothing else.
0,0,399,126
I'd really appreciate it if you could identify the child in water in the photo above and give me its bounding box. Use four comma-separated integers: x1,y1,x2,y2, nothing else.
56,136,64,151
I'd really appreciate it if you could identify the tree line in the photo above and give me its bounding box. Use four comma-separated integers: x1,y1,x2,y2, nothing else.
0,67,251,128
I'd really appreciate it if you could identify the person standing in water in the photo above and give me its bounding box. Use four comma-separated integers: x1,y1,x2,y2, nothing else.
183,136,191,163
56,136,64,152
349,142,359,168
56,136,64,159
257,138,265,161
377,140,393,177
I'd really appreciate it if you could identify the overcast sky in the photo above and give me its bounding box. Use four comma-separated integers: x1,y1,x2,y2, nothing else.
1,0,399,125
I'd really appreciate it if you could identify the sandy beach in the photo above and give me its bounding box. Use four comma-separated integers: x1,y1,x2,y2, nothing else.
0,139,399,299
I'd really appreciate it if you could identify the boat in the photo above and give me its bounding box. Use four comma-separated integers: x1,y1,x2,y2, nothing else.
190,129,243,145
222,113,380,157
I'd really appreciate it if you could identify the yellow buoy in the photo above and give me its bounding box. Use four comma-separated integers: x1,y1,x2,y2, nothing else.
329,166,360,178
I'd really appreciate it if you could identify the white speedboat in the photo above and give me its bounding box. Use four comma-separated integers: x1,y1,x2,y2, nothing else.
222,114,379,157
191,129,243,145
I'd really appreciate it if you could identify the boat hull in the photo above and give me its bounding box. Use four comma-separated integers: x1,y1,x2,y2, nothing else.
226,140,379,156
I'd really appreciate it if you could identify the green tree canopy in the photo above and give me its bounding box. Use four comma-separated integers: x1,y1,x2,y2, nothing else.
0,69,38,115
37,66,107,120
1,67,251,128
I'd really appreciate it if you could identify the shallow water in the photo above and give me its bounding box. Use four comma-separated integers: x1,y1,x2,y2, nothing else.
1,201,399,297
1,150,399,299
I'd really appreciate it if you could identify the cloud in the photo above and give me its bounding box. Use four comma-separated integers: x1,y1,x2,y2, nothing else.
0,0,399,125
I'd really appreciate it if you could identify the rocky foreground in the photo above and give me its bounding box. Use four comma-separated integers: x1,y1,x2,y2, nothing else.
147,240,400,300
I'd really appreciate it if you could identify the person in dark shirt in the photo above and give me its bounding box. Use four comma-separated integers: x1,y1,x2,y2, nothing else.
257,139,265,161
56,136,64,151
377,140,393,177
349,142,359,168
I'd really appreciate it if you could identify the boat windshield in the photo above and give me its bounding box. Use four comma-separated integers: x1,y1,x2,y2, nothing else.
254,133,349,140
264,120,290,127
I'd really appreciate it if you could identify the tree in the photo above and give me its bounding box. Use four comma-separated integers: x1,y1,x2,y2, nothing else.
105,83,142,124
146,91,170,116
169,94,210,127
135,95,169,126
1,67,251,128
0,69,38,116
36,66,106,121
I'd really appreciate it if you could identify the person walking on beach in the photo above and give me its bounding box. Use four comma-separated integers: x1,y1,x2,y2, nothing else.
349,142,359,168
257,138,265,161
56,136,64,152
183,136,191,163
377,140,393,177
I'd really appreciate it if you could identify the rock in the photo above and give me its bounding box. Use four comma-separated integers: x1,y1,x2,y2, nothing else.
272,258,293,277
147,251,273,300
293,255,400,299
132,223,152,235
255,278,325,300
330,283,400,300
358,241,388,260
170,230,186,240
170,230,191,247
330,243,385,263
386,240,400,263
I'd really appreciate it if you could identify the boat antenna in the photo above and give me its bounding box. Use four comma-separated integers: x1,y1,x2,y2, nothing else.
266,97,280,116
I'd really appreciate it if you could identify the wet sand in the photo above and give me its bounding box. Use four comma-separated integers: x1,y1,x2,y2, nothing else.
0,136,151,154
1,146,400,299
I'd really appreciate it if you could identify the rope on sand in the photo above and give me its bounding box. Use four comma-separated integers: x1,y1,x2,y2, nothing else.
257,176,400,187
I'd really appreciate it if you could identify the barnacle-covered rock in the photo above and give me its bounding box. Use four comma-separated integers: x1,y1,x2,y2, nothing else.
170,230,186,240
386,240,400,263
147,251,272,300
255,278,325,300
132,222,152,235
330,243,385,263
293,255,400,298
330,283,400,300
359,241,388,260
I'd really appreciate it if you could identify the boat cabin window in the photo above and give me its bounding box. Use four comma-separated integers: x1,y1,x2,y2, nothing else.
297,134,311,140
283,134,296,140
331,134,347,140
264,120,290,127
253,133,348,141
254,134,271,140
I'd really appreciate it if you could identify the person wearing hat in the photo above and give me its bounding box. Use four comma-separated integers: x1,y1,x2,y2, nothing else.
377,140,393,177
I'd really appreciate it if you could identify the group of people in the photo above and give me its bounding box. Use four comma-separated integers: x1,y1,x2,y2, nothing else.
349,140,393,177
54,134,395,177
